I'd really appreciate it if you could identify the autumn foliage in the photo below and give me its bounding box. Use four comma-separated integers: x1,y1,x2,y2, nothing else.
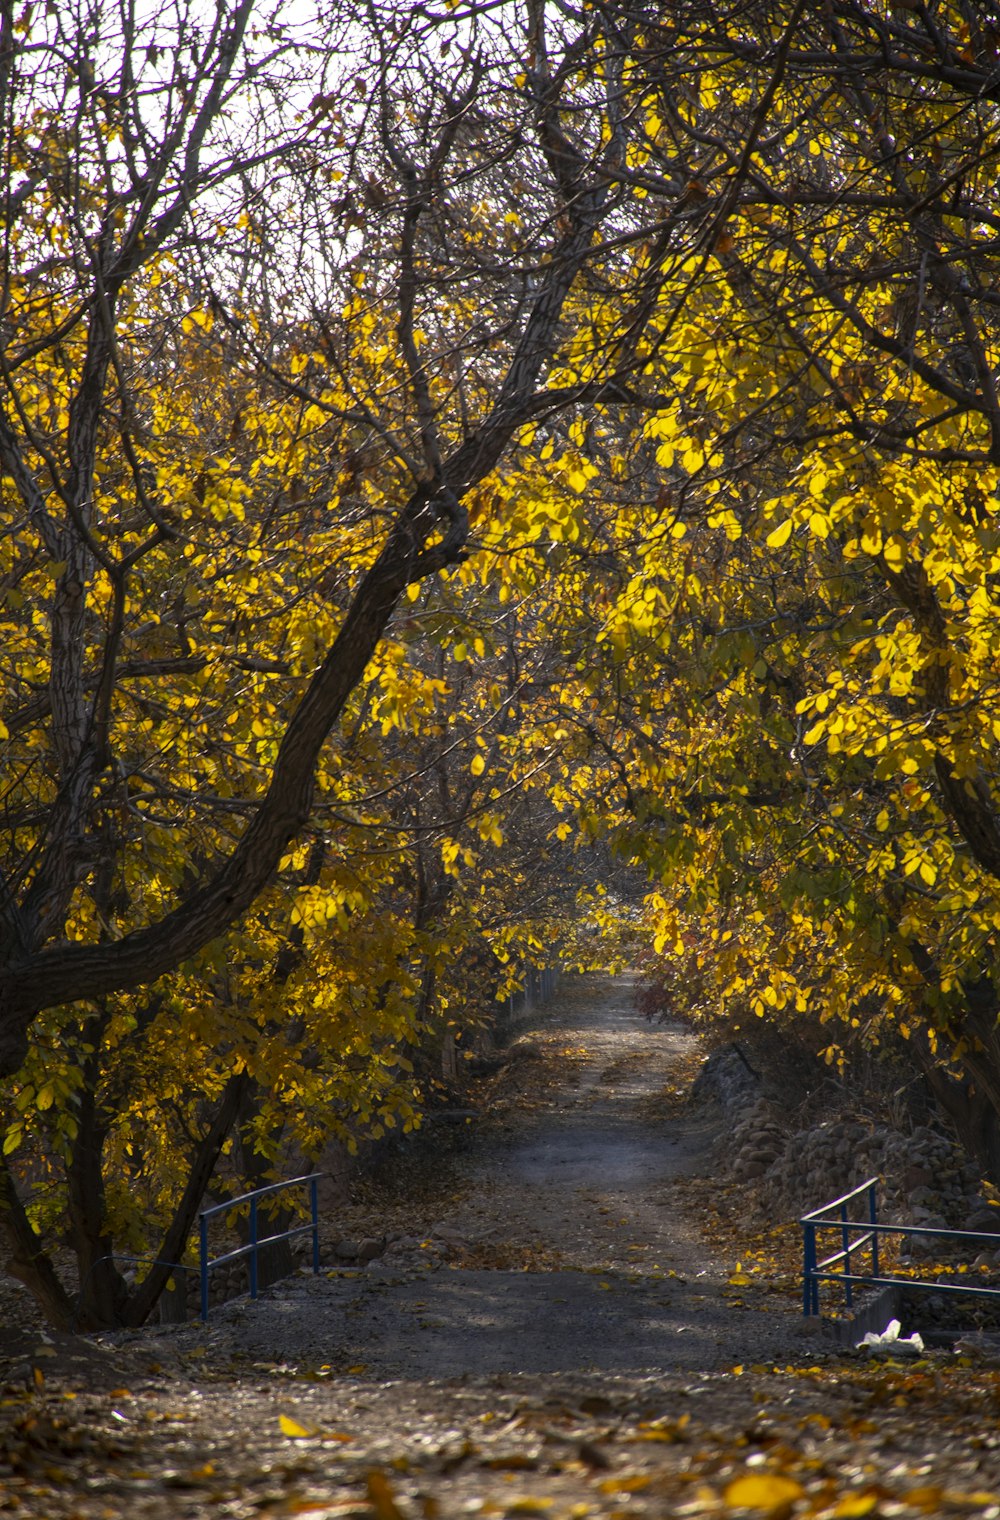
4,0,1000,1324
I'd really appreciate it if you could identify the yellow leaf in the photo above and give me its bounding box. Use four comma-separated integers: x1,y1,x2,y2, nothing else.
832,1497,880,1518
280,1414,317,1439
470,754,486,776
598,1476,651,1495
766,519,793,549
723,1473,803,1511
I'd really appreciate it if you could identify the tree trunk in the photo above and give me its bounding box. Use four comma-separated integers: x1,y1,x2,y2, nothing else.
0,1158,75,1330
63,1015,131,1330
918,1059,1000,1184
124,1070,249,1326
66,1086,129,1330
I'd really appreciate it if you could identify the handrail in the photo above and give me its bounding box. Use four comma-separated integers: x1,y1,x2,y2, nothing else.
802,1178,881,1222
802,1176,1000,1319
198,1172,323,1322
816,1218,1000,1243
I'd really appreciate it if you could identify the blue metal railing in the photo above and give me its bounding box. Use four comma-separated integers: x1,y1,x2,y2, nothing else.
802,1177,1000,1317
198,1172,323,1322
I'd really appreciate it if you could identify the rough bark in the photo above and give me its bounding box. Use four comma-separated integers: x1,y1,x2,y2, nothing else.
67,1082,129,1331
0,1158,75,1330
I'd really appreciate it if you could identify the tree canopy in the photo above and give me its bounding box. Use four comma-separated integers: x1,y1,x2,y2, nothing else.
6,0,1000,1324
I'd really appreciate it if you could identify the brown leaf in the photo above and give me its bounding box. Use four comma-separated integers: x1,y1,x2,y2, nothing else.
367,1470,406,1520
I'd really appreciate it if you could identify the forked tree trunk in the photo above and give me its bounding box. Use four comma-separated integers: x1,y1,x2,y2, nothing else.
0,1070,249,1330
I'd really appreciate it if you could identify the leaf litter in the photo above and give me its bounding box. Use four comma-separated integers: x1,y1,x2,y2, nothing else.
3,975,1000,1517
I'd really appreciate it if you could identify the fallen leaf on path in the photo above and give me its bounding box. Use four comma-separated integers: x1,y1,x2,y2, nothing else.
598,1473,652,1495
723,1472,804,1512
633,1415,688,1443
279,1412,354,1442
367,1469,406,1520
280,1414,316,1439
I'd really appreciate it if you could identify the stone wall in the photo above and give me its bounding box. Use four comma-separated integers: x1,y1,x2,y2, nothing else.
698,1047,1000,1263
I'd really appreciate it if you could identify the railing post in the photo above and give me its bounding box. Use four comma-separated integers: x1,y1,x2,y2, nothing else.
249,1196,258,1300
200,1213,209,1323
812,1224,821,1315
310,1175,320,1274
869,1180,880,1281
803,1221,816,1316
841,1202,853,1309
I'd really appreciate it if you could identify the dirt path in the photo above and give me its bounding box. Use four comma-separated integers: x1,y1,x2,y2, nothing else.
4,974,1000,1519
207,972,800,1380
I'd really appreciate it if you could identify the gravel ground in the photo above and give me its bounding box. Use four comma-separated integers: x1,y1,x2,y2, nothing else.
5,974,1000,1519
176,971,805,1377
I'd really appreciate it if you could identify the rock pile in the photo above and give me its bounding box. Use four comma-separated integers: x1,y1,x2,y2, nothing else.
697,1047,1000,1263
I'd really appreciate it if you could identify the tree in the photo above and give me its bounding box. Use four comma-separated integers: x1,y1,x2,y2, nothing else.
0,0,686,1075
552,0,1000,1170
15,0,1000,1324
2,0,719,1322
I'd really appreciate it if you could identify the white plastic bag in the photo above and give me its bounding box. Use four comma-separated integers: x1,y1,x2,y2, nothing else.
856,1318,924,1356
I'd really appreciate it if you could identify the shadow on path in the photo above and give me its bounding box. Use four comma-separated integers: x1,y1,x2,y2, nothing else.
214,973,803,1377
